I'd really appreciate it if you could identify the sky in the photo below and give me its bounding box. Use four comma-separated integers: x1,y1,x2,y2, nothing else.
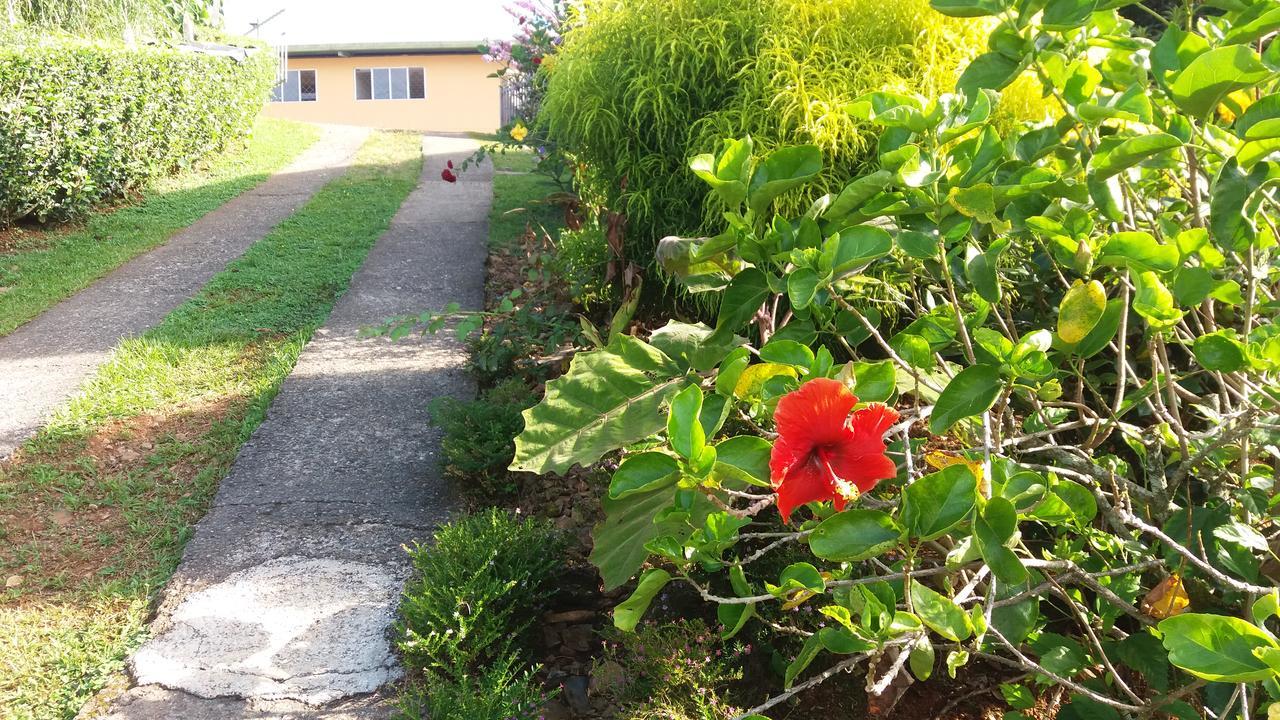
223,0,519,45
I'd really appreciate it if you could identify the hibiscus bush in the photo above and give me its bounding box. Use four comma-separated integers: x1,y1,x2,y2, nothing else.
508,0,1280,715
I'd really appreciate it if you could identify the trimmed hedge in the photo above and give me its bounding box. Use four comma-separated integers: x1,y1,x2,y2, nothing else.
0,33,275,224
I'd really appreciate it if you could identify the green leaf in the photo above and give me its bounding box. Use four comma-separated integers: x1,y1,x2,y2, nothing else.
1211,158,1279,248
1254,592,1280,626
909,635,935,681
825,171,894,221
930,364,1002,434
608,452,680,500
512,336,689,474
667,384,706,460
1041,0,1097,29
901,465,978,541
964,244,1002,303
1223,3,1280,45
1167,45,1272,119
748,145,822,216
689,137,753,207
852,360,896,403
974,497,1029,585
1068,298,1125,358
591,485,713,590
1098,231,1179,272
1194,332,1247,372
1160,613,1280,682
1090,133,1182,179
718,601,755,640
649,320,743,373
785,632,825,688
788,268,820,310
808,509,902,562
909,582,972,642
710,268,771,345
1132,271,1181,329
826,226,893,276
896,229,940,259
760,339,815,368
957,52,1025,97
1057,280,1107,344
614,569,672,632
929,0,1007,18
713,435,773,487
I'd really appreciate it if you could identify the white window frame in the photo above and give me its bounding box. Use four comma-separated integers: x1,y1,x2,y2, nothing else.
354,66,426,101
272,69,318,103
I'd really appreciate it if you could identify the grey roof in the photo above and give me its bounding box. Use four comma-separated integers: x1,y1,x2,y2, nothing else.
286,40,483,57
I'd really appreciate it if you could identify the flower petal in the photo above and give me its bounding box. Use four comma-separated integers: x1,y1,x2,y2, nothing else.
826,403,901,492
772,454,835,523
773,378,858,447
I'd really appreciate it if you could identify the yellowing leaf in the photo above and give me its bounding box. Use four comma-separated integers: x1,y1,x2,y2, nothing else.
781,572,833,610
1142,574,1190,619
1058,279,1108,344
925,451,984,480
734,362,799,400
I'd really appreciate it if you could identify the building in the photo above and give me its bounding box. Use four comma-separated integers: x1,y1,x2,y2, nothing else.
263,41,500,133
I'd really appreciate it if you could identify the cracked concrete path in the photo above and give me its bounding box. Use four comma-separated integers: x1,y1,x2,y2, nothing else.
98,136,490,719
0,124,371,459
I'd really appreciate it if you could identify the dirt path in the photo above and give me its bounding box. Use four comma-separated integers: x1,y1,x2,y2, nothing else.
0,124,370,459
99,137,491,719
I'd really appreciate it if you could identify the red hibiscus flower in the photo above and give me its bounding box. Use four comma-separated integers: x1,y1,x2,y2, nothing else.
441,167,457,183
769,378,899,523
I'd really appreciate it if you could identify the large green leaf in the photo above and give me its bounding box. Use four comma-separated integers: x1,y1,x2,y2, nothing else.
1160,613,1279,682
808,509,902,562
512,335,690,474
930,364,1002,434
824,170,893,222
748,145,822,215
1132,271,1182,328
1167,45,1271,119
649,320,743,372
1211,158,1279,248
1041,0,1097,30
901,465,978,541
974,497,1028,584
713,435,772,487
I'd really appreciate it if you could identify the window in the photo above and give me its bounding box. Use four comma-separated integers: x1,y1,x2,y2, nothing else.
271,69,317,102
355,67,425,100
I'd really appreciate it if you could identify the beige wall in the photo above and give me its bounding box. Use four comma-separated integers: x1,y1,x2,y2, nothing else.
264,53,500,133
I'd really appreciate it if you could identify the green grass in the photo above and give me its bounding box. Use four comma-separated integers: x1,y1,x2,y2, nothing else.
488,149,561,251
0,130,423,720
0,117,322,337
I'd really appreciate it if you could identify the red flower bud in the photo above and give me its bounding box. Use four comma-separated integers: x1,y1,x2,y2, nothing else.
532,56,542,65
447,160,454,169
441,168,457,183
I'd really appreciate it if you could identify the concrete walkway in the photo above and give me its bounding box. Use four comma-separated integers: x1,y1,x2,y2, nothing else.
0,124,370,459
99,137,490,719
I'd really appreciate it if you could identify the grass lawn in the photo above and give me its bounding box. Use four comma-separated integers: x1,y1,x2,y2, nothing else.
0,130,423,720
489,149,563,251
0,117,322,338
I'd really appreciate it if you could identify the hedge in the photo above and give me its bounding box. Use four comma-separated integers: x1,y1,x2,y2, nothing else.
540,0,1053,278
0,33,275,224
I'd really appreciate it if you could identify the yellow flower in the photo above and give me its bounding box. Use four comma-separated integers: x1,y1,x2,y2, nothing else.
510,123,528,142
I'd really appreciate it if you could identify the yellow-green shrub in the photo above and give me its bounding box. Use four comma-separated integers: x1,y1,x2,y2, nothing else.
541,0,1051,274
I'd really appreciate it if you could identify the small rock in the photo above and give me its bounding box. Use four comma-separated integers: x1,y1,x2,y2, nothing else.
542,626,561,648
544,609,596,624
5,575,23,588
50,510,73,526
563,675,590,716
589,660,626,695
